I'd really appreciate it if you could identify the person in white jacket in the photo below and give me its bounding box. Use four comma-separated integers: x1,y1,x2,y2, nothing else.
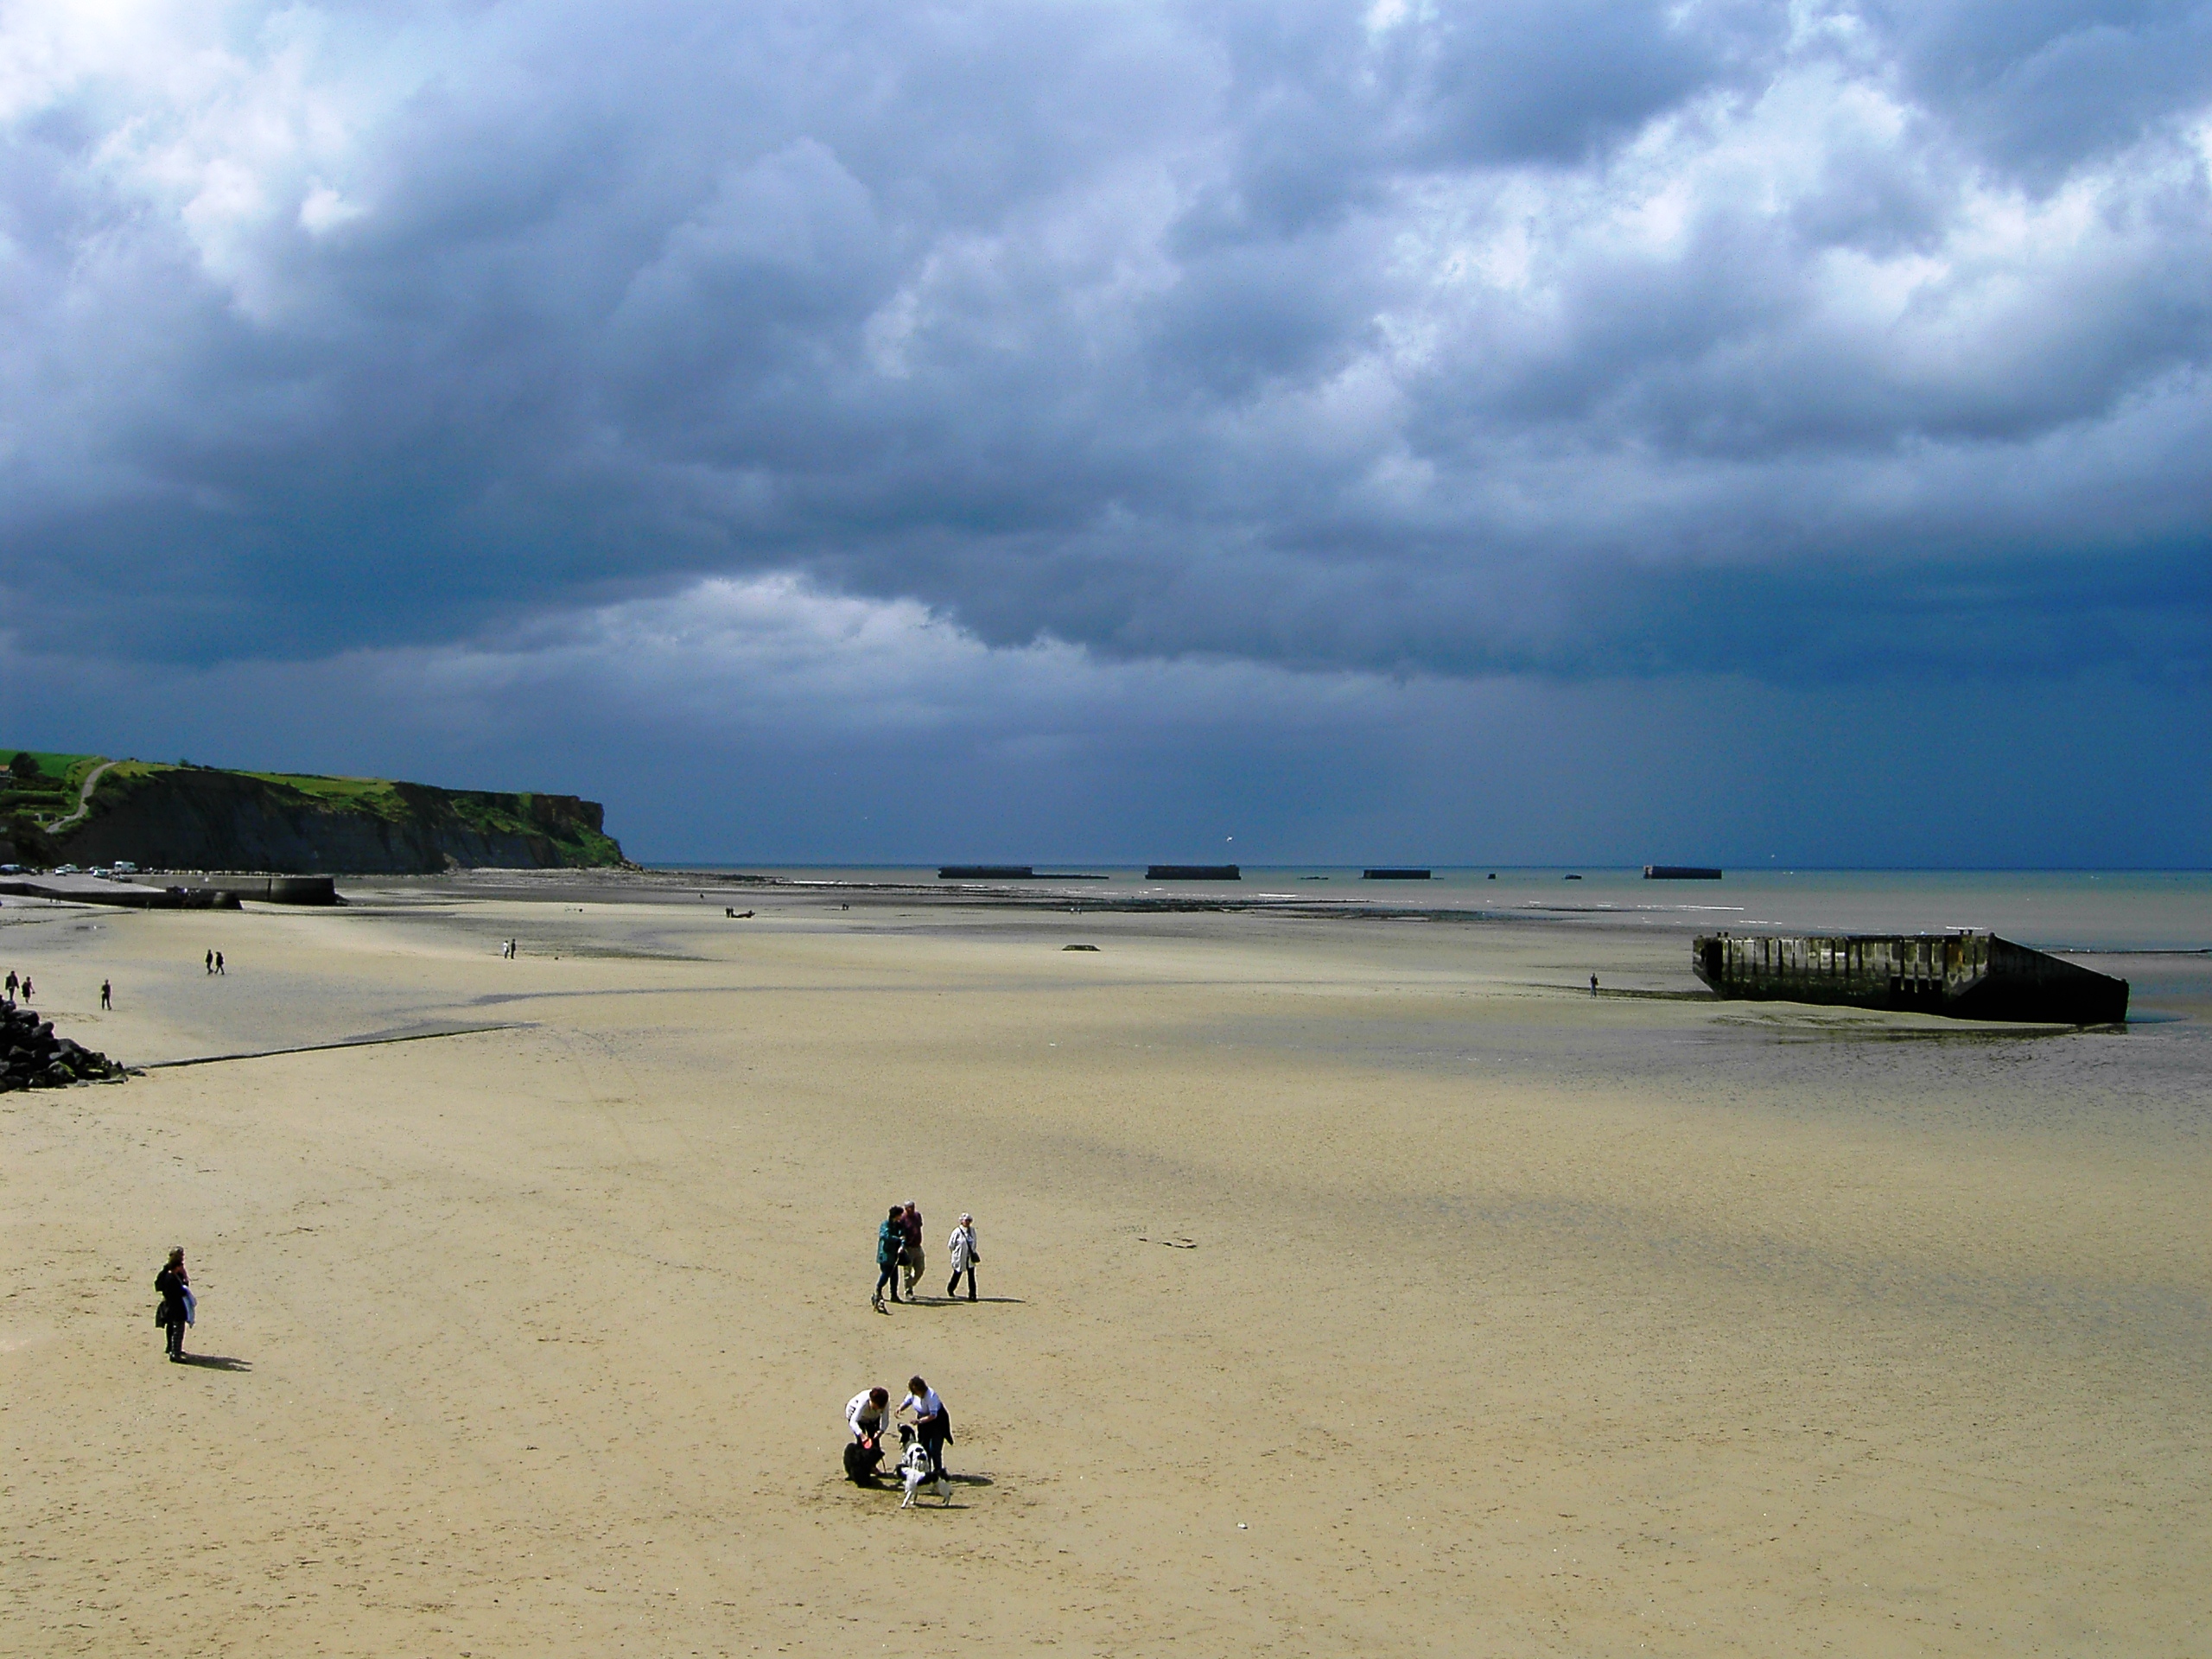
848,1386,890,1445
945,1213,980,1302
843,1386,891,1484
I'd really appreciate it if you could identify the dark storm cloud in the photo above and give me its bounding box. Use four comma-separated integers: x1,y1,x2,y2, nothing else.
3,0,2209,683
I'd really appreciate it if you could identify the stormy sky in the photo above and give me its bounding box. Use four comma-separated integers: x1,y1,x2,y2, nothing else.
3,0,2206,865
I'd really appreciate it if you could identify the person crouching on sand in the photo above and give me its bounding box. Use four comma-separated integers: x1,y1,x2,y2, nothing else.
154,1248,190,1362
845,1386,891,1482
899,1200,925,1300
946,1213,980,1301
874,1206,905,1312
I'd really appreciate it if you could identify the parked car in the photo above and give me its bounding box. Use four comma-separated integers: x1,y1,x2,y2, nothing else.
53,863,79,874
0,863,21,874
111,861,138,874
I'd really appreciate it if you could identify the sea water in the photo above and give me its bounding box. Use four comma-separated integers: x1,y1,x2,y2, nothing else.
656,865,2211,953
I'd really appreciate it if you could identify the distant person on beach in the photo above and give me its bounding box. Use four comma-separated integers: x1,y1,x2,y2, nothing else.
100,978,111,1011
214,952,224,976
946,1213,980,1301
899,1201,925,1299
18,975,29,1001
1590,974,1599,995
154,1248,191,1363
4,969,16,998
874,1205,905,1312
204,950,213,975
899,1376,950,1475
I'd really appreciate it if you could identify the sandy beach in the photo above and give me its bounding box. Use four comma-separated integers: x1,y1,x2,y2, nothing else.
3,874,2208,1656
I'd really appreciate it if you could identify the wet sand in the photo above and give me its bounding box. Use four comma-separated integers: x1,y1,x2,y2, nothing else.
3,876,2208,1656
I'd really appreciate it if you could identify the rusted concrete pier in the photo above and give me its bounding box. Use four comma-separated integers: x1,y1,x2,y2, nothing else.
1694,931,2128,1024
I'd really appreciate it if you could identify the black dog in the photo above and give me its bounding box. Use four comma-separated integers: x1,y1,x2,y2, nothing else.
844,1434,884,1484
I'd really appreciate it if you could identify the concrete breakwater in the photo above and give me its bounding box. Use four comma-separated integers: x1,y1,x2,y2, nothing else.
1693,931,2129,1024
0,873,336,907
0,876,241,910
161,874,339,905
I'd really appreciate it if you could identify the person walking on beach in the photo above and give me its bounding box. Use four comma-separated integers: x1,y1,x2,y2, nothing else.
154,1248,191,1363
204,950,213,976
899,1200,925,1300
1590,973,1599,995
874,1205,905,1312
899,1375,950,1477
19,974,29,1001
946,1213,980,1301
100,978,111,1011
4,969,16,1000
214,951,225,976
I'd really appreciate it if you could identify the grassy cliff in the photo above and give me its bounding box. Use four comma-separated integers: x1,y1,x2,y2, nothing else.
2,751,626,874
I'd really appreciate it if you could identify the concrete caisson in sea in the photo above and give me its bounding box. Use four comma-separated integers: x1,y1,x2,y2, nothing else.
1693,931,2128,1025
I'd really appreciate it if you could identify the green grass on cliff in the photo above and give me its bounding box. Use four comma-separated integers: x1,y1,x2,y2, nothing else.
1,749,111,822
3,750,622,864
241,771,410,813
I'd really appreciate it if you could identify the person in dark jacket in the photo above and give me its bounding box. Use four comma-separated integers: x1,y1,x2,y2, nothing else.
873,1206,905,1312
899,1200,925,1300
154,1248,189,1362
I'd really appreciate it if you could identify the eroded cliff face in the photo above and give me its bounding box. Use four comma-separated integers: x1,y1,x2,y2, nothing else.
55,770,625,874
0,817,58,868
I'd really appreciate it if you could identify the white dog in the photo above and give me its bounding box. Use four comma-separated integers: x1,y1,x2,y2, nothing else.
897,1423,950,1508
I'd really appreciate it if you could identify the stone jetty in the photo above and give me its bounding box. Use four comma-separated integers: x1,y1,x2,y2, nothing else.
1,1002,127,1090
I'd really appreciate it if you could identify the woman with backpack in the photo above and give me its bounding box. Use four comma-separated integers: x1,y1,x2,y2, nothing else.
873,1205,905,1312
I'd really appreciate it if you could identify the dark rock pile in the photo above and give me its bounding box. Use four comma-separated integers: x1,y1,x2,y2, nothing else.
1,1003,126,1090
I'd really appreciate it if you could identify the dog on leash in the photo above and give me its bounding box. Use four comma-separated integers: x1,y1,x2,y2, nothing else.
896,1423,951,1508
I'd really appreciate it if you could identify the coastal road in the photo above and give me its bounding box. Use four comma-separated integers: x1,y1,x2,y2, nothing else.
43,759,118,833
